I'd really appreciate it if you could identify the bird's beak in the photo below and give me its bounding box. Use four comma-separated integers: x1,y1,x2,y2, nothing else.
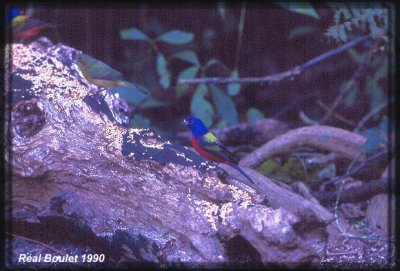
183,119,187,126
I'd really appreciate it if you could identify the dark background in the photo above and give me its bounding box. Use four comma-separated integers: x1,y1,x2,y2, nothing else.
11,3,392,135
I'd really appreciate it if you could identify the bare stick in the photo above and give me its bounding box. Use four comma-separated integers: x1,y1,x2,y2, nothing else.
316,100,356,126
353,100,390,132
323,150,388,186
234,3,246,70
313,177,389,204
318,39,380,125
178,35,372,85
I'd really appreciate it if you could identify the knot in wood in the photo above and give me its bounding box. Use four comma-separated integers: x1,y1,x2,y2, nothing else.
12,98,46,138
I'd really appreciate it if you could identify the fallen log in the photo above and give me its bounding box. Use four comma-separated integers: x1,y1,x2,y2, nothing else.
5,38,332,268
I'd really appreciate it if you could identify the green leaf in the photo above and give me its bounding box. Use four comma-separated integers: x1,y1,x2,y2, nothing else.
140,98,169,109
227,69,240,96
339,80,359,107
156,53,171,89
217,2,226,19
344,88,358,107
347,48,364,64
120,27,150,41
173,50,200,66
176,66,199,97
338,24,347,42
366,77,385,112
276,2,320,19
210,85,238,125
190,84,214,128
110,85,149,106
130,114,151,128
247,108,265,122
373,59,388,82
157,30,194,45
176,85,188,98
178,66,199,80
203,58,219,70
361,128,387,154
378,115,389,133
214,119,226,129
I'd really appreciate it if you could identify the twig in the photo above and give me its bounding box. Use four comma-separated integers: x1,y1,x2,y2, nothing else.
234,3,246,70
272,93,316,119
178,34,372,85
332,153,393,242
323,149,388,186
353,100,390,132
316,100,356,126
313,177,389,204
318,38,379,125
5,232,67,256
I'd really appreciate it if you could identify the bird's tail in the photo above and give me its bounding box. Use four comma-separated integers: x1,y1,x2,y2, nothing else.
231,164,254,184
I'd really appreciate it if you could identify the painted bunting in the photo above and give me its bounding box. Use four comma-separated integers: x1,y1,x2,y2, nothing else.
7,7,57,41
77,53,131,89
184,117,254,184
77,53,150,106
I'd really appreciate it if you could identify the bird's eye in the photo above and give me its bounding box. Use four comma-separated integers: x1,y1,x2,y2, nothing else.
187,120,193,125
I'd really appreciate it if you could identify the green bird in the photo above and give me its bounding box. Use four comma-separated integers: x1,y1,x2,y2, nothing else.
77,53,131,89
77,53,149,106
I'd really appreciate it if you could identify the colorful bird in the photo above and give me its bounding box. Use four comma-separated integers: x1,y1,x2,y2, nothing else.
7,7,56,41
184,116,254,184
77,53,131,89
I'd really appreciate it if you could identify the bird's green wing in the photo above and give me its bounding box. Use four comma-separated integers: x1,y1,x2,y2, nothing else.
199,132,238,164
77,53,124,81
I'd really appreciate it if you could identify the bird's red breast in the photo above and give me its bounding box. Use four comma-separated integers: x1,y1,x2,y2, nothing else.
190,134,226,163
14,27,42,39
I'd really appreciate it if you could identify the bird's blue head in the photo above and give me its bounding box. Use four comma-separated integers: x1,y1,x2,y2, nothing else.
7,7,22,23
184,117,209,138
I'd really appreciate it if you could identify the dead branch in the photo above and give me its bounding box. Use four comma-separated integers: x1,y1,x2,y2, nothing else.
312,178,390,205
178,35,372,85
239,125,367,169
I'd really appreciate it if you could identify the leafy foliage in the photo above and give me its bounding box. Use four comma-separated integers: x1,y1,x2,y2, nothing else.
247,108,265,122
110,85,148,106
325,4,388,42
157,30,194,44
360,116,388,154
114,4,391,134
276,2,320,19
190,84,214,128
227,69,240,96
120,27,150,41
210,85,238,125
120,22,253,129
156,53,171,89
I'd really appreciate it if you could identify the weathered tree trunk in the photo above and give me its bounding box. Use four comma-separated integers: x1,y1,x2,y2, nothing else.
5,38,332,268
